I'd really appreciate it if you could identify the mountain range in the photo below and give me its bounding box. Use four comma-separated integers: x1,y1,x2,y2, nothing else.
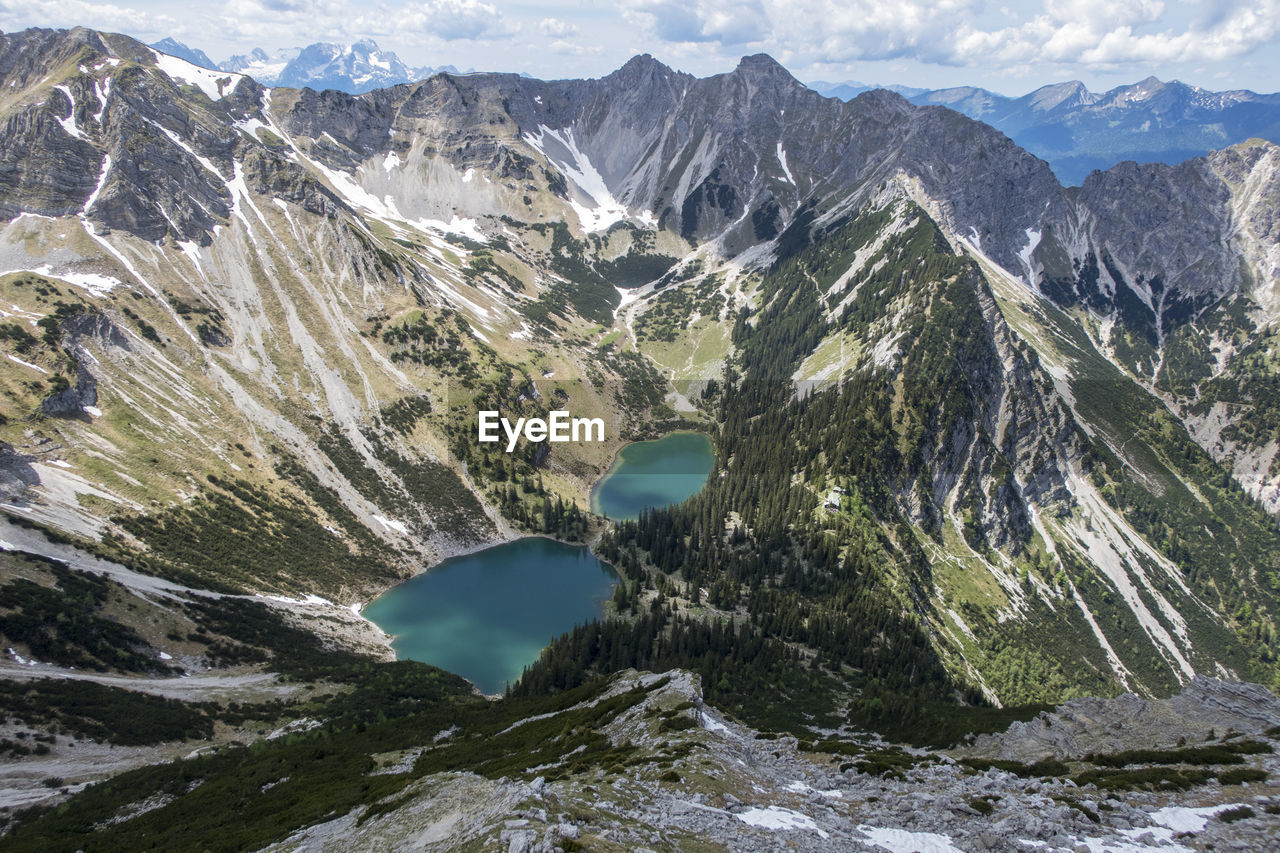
151,36,458,94
1,25,1279,848
813,76,1280,185
152,37,1280,184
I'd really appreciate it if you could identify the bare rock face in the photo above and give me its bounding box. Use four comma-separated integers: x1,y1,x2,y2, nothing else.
265,49,1269,353
0,28,352,247
38,367,97,418
0,442,39,501
1,27,1266,345
965,677,1280,763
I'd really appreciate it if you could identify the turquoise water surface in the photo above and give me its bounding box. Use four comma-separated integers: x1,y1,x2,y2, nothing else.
363,538,618,695
365,432,715,693
590,431,715,521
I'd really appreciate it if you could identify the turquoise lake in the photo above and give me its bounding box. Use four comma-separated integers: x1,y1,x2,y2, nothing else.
590,431,715,521
362,538,618,695
365,431,715,693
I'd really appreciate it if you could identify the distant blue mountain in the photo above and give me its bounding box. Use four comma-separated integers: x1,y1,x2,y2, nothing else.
808,80,929,101
149,38,216,70
812,76,1280,185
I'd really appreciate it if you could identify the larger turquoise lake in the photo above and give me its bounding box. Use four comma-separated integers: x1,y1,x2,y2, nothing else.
591,431,715,520
365,431,715,694
362,538,618,695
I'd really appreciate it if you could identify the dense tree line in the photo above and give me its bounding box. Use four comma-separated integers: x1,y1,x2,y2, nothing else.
521,200,1280,734
518,207,1029,741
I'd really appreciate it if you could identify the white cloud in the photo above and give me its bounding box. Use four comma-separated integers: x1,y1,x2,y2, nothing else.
548,38,602,56
539,17,577,37
0,0,177,35
616,0,1280,70
949,0,1280,66
622,0,769,46
211,0,358,43
398,0,519,41
4,0,1276,87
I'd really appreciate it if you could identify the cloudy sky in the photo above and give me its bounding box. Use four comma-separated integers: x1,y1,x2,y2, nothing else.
1,0,1277,94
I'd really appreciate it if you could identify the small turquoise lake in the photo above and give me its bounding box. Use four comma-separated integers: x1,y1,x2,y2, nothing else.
362,538,618,695
365,432,715,694
591,431,715,521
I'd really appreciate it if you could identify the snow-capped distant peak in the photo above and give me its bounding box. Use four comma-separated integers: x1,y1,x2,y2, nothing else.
263,39,429,94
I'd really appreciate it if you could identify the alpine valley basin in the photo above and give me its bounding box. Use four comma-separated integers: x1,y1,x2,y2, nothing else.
364,431,715,694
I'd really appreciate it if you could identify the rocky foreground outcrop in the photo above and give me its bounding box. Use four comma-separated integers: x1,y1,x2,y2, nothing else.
263,670,1280,852
966,678,1280,764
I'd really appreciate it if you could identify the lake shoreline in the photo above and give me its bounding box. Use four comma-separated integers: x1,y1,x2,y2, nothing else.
363,429,716,699
362,538,621,697
589,430,715,521
589,428,712,511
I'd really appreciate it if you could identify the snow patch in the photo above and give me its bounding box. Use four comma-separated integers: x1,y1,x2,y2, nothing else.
145,117,225,181
7,354,48,374
1068,818,1218,853
736,806,828,838
784,780,842,798
92,76,111,124
523,125,628,232
80,219,157,296
259,593,335,607
373,515,409,535
53,85,87,139
177,240,205,277
776,142,795,185
1018,227,1042,286
83,154,112,215
382,150,401,172
412,215,488,244
56,271,121,296
858,825,964,852
7,648,40,667
82,405,103,417
152,50,243,101
310,157,489,244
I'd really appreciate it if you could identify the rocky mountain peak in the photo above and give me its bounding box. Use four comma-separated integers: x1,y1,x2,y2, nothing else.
606,53,677,86
1026,79,1090,111
150,37,217,70
732,52,797,85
